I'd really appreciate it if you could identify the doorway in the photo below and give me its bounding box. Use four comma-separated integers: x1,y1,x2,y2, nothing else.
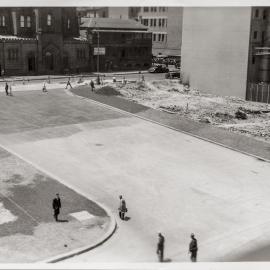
45,52,54,71
28,56,36,72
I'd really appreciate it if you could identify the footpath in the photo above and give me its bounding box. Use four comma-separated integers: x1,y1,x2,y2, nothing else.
0,123,115,263
71,85,270,162
0,70,147,83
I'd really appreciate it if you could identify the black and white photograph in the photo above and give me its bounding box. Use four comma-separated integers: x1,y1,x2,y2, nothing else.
0,0,269,269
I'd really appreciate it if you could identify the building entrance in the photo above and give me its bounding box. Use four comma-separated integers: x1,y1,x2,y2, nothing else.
28,56,36,72
45,52,54,71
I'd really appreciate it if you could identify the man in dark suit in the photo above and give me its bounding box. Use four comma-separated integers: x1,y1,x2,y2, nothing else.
157,232,165,262
189,233,198,262
52,193,61,222
5,82,8,96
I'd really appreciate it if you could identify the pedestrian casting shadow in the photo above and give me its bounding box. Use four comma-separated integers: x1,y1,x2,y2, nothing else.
124,216,131,221
57,219,69,223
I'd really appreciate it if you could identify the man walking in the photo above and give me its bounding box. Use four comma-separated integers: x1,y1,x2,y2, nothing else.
5,82,8,96
90,80,95,92
157,232,165,262
52,193,61,222
65,77,73,89
42,81,48,93
118,195,127,220
189,233,198,262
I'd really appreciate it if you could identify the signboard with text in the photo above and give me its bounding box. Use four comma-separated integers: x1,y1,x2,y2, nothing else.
94,47,106,55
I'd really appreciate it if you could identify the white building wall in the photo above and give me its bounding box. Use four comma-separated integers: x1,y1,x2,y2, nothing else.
108,7,129,19
181,7,252,98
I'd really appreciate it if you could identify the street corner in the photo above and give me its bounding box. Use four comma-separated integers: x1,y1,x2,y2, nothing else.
0,147,115,263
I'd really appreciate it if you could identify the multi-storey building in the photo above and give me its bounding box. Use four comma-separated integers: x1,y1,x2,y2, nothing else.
78,6,182,57
131,6,182,56
0,7,90,76
80,17,152,71
181,7,270,103
77,7,129,20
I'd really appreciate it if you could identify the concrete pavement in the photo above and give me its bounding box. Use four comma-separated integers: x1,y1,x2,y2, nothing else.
0,146,113,263
72,86,270,162
0,89,270,262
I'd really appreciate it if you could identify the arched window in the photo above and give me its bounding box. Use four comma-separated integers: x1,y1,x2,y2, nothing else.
20,15,25,27
67,18,70,29
47,14,52,26
27,16,31,27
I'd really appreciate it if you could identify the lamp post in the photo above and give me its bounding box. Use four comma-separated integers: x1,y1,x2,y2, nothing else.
94,21,100,73
97,29,99,73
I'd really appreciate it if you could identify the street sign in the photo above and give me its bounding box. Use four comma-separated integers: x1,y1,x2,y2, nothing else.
94,47,106,55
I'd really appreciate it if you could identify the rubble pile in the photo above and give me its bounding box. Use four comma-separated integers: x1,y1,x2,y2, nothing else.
96,86,122,96
104,79,270,142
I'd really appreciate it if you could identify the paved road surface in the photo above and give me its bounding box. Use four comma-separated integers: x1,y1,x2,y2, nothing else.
0,89,270,262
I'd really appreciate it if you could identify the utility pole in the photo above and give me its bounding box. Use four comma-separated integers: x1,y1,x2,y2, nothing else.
97,29,99,73
94,21,100,73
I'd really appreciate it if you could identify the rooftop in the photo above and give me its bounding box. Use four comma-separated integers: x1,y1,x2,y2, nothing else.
80,17,148,31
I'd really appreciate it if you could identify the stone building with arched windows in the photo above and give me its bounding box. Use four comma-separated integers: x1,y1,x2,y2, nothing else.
0,7,90,76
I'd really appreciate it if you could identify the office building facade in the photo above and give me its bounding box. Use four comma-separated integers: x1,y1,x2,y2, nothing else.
181,7,270,103
131,6,182,56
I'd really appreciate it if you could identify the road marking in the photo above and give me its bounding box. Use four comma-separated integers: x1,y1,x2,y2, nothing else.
70,211,95,222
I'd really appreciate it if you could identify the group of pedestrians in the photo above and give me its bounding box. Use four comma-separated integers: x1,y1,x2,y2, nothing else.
156,232,198,263
118,195,198,262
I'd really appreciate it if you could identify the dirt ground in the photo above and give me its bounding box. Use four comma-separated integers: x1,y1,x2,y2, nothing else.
97,79,270,143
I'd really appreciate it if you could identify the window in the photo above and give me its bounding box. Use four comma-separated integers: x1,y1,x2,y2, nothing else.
67,18,70,29
2,16,5,26
158,34,161,41
263,9,267,20
153,18,156,26
143,7,149,12
159,18,162,27
161,34,164,42
8,48,19,61
143,19,148,26
150,18,153,26
0,16,5,26
253,31,258,39
153,33,156,41
162,18,165,27
153,7,157,12
151,7,154,12
20,15,24,27
77,49,86,60
47,14,52,26
162,7,166,12
26,16,31,27
255,9,259,18
159,7,162,12
252,56,256,64
102,11,106,17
